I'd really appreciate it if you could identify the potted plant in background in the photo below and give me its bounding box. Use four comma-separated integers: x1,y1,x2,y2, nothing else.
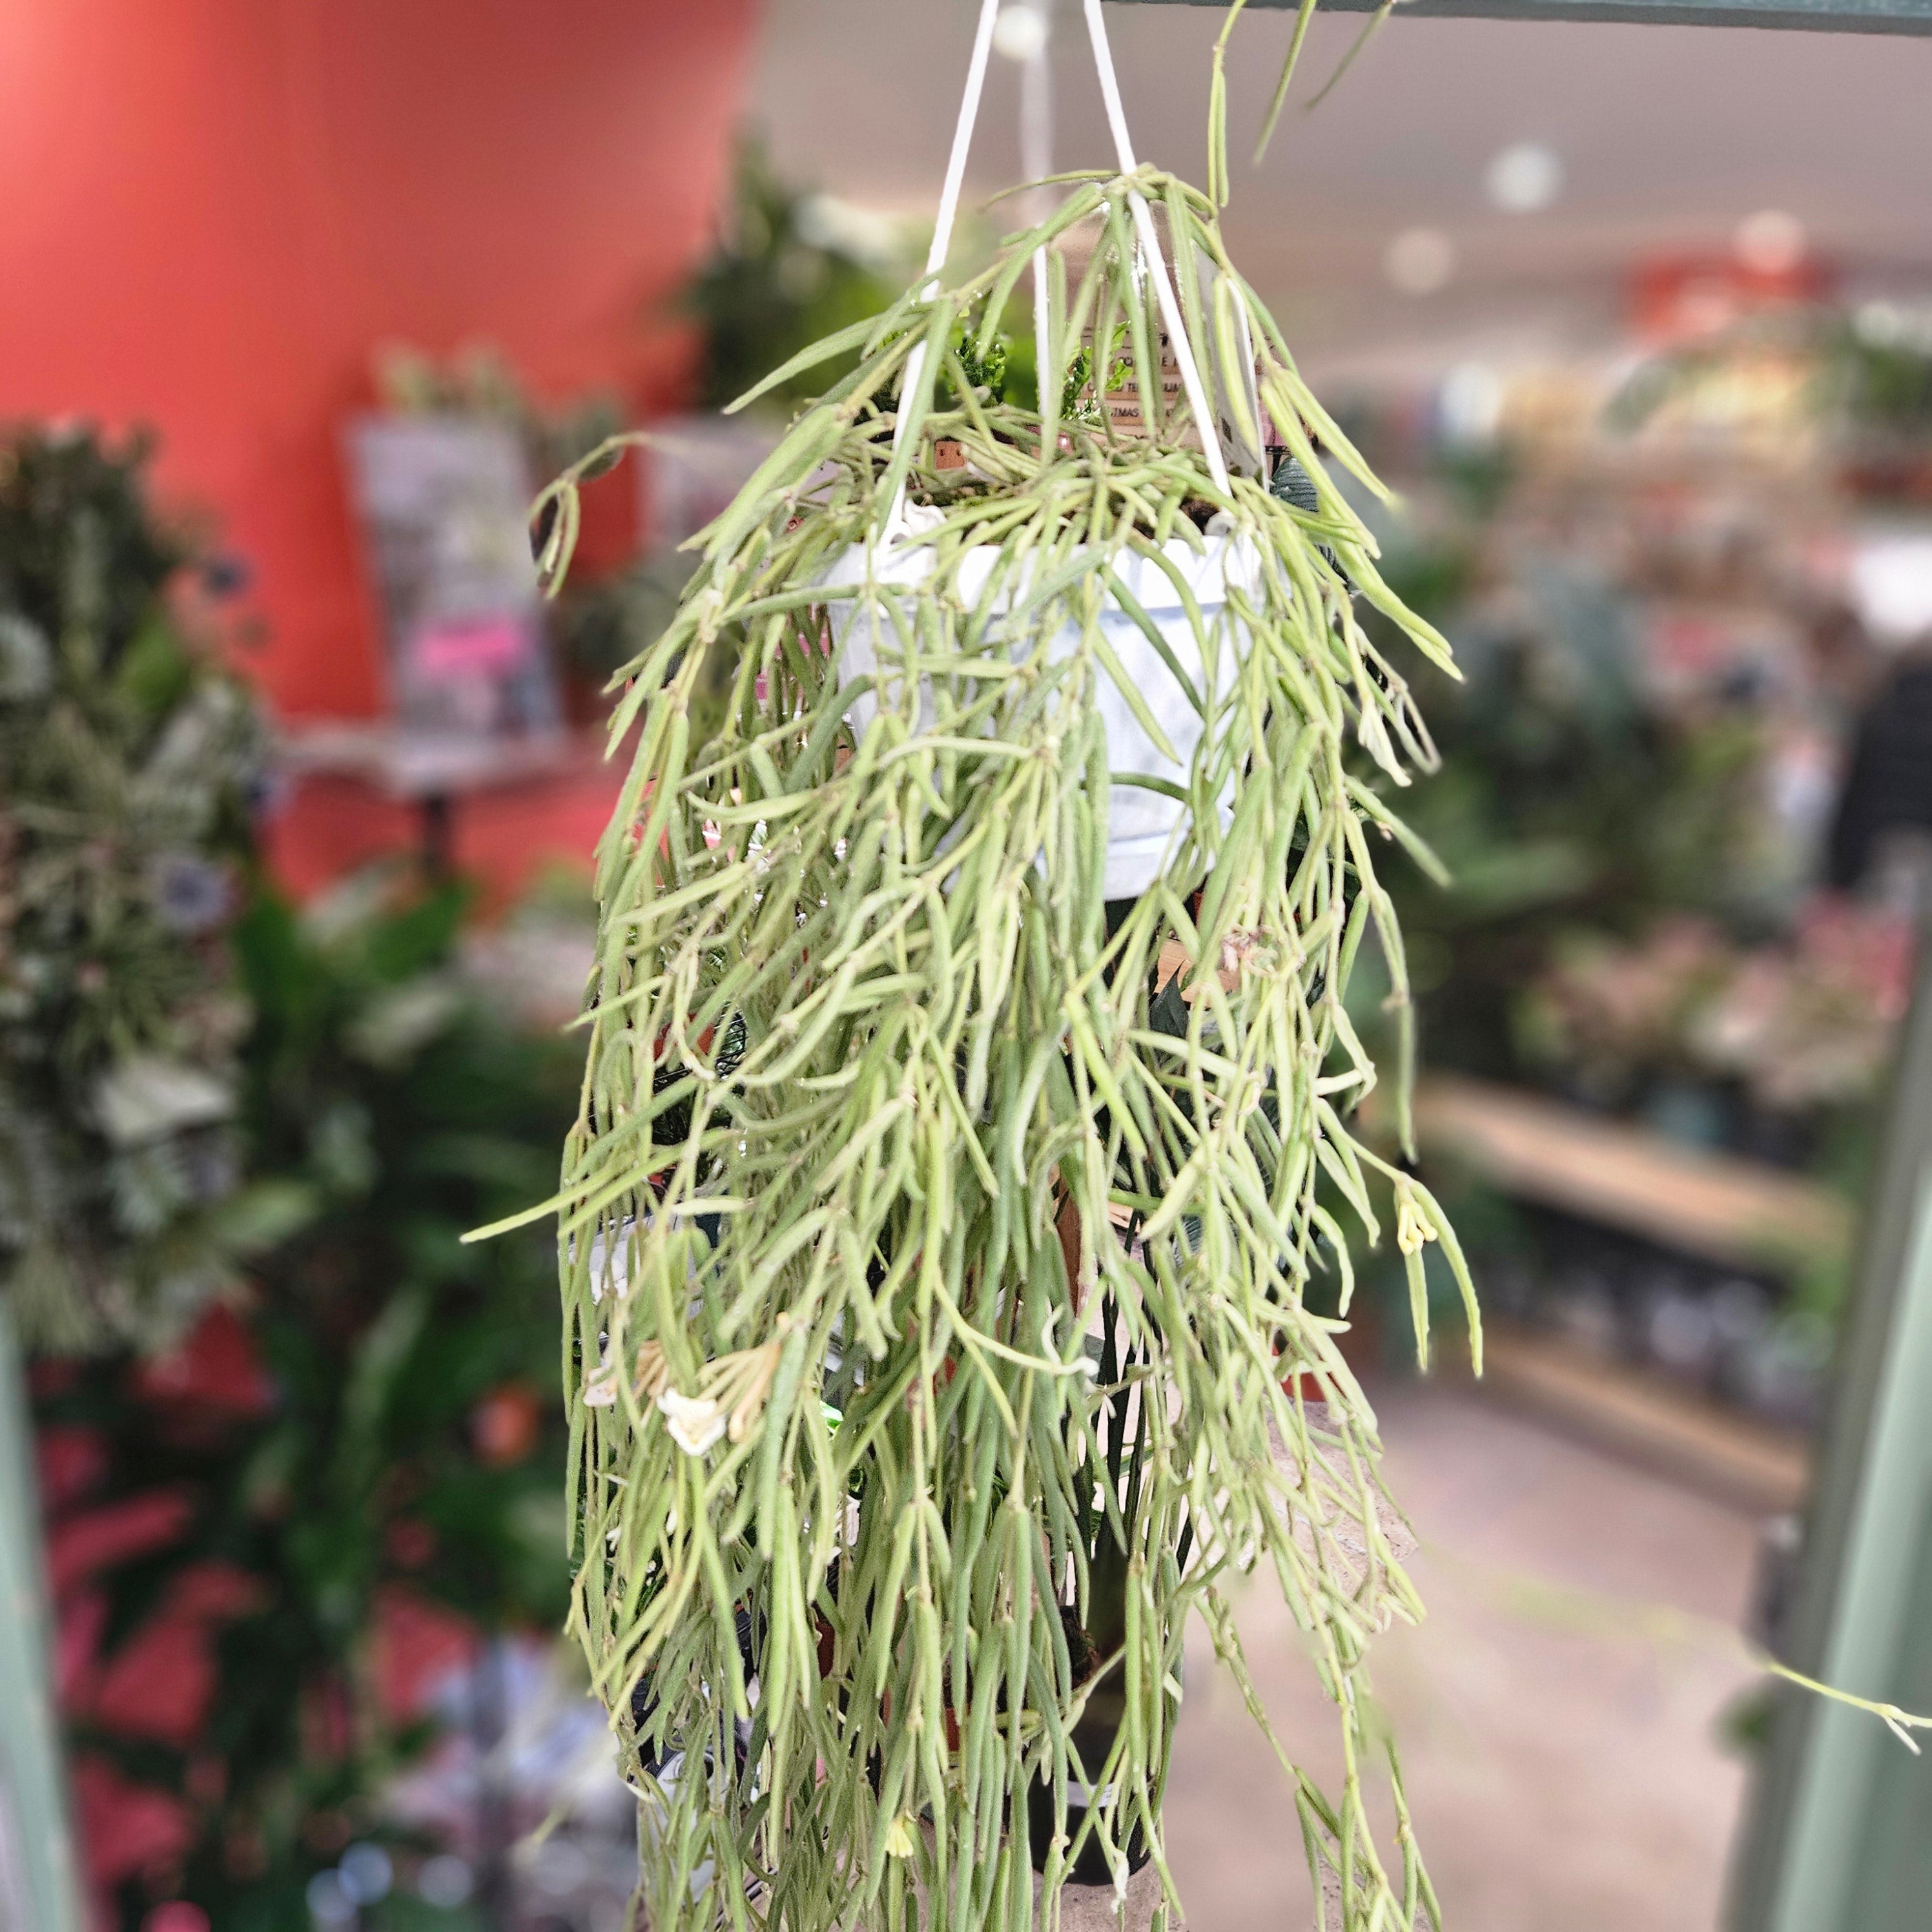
495,4,1480,1927
0,428,269,1355
0,425,604,1932
554,146,921,721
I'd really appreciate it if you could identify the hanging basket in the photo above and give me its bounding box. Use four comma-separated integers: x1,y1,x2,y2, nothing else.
830,516,1262,897
506,5,1483,1931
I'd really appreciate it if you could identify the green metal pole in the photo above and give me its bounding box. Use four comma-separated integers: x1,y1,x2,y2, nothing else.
1729,896,1932,1931
1117,0,1932,34
0,1308,85,1932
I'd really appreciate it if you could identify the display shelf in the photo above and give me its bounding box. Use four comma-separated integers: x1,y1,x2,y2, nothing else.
275,720,601,799
1468,1319,1811,1513
1415,1074,1850,1278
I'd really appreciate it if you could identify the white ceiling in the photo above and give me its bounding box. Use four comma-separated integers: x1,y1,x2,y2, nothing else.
748,0,1932,370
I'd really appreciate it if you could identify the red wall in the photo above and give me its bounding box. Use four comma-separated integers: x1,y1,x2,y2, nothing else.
0,0,754,894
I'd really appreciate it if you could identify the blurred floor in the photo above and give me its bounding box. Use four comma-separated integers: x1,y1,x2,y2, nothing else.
1166,1383,1763,1931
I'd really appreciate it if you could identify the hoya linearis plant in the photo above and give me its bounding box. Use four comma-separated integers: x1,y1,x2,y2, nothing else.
497,51,1477,1932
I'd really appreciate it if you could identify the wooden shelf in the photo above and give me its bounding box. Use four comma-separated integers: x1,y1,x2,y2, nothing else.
1403,1083,1830,1511
275,721,606,801
1414,1074,1850,1278
1467,1319,1811,1515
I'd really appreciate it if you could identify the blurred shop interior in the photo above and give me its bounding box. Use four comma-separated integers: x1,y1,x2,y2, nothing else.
5,1,1932,1928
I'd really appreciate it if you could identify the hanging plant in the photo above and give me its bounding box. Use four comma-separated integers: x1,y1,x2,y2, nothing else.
489,4,1480,1927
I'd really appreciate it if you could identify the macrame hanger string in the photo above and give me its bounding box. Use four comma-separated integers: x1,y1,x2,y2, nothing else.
879,0,1232,544
1019,0,1055,445
879,0,1003,542
1080,0,1231,495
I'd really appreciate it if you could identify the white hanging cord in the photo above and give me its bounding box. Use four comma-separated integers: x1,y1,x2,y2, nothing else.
1080,0,1231,495
920,0,1002,295
1018,1,1056,427
879,0,1226,536
881,0,1004,537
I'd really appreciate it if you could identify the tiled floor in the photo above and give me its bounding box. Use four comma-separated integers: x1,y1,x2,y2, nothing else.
1162,1383,1765,1931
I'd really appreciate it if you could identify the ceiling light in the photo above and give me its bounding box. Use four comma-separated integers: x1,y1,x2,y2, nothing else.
1485,143,1563,214
992,5,1049,61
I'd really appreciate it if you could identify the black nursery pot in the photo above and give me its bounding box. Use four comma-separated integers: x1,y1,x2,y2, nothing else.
1026,1685,1153,1888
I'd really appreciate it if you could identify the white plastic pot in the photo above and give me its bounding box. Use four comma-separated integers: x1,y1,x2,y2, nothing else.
828,512,1264,899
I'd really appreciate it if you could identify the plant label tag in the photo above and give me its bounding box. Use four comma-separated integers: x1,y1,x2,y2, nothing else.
1078,324,1182,440
1075,263,1264,476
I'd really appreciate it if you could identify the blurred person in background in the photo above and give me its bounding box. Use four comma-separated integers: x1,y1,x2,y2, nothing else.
1827,537,1932,905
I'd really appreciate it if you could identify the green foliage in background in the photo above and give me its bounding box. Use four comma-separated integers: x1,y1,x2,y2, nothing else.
234,873,578,1630
1360,519,1766,1088
684,143,908,415
1825,318,1932,436
39,870,578,1932
553,548,703,696
0,427,273,1351
0,422,583,1929
1607,301,1932,449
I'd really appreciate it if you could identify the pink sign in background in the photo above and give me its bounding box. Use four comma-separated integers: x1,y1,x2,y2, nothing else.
411,616,530,683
